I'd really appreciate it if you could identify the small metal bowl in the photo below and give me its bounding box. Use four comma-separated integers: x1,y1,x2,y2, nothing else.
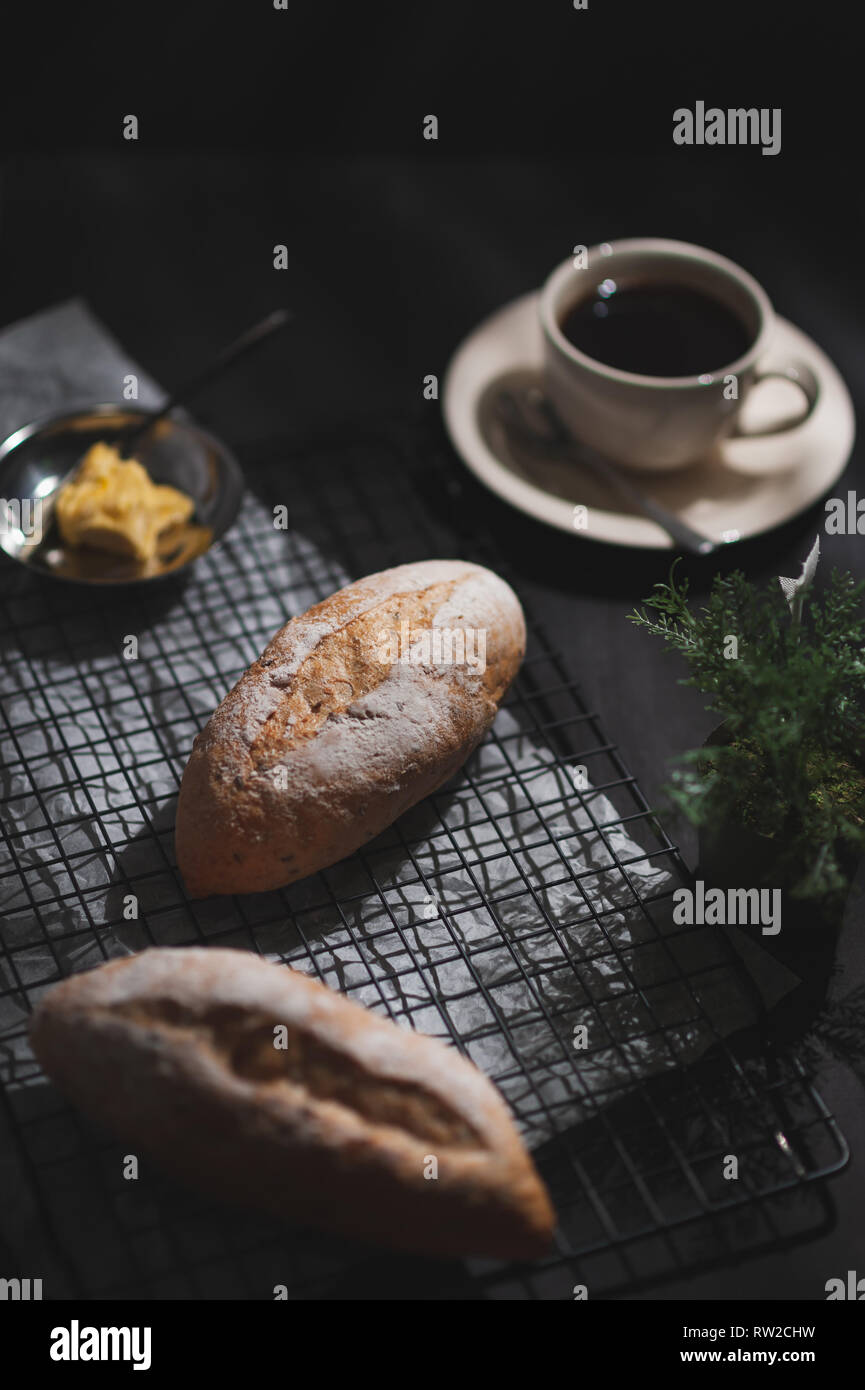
0,404,244,586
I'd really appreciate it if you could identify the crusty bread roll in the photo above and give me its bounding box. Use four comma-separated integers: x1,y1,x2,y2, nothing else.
175,560,525,897
30,948,554,1260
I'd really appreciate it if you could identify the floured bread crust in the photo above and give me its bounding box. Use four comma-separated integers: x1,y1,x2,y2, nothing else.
175,561,526,897
30,947,554,1259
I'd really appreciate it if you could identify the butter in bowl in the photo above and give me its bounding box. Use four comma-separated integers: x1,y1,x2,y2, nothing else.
0,405,243,586
56,440,198,563
0,309,288,585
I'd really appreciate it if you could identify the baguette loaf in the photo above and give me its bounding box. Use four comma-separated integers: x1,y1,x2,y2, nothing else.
30,948,554,1260
176,560,525,897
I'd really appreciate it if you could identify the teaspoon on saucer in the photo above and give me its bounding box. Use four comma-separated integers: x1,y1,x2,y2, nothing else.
494,385,718,556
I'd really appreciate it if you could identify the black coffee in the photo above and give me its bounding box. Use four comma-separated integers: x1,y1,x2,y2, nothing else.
559,281,751,377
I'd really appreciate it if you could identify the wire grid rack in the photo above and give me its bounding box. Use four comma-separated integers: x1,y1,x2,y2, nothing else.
0,417,849,1300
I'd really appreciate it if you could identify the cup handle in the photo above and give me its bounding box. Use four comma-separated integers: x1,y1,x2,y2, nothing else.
730,359,820,438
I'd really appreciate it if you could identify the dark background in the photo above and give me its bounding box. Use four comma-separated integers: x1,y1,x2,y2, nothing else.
1,0,863,1299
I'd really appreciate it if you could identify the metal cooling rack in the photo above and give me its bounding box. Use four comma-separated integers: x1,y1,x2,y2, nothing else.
0,417,849,1300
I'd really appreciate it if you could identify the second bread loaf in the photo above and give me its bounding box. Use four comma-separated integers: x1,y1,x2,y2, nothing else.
30,948,555,1259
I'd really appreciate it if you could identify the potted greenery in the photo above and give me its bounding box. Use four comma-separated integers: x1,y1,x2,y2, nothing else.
629,539,865,931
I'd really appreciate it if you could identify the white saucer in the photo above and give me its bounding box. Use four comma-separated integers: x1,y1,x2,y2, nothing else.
442,292,856,548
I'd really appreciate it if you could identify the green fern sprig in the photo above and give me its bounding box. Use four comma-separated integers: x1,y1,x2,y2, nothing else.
629,548,865,900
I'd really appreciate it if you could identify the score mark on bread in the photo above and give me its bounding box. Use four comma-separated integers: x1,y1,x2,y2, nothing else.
175,561,526,897
30,948,555,1260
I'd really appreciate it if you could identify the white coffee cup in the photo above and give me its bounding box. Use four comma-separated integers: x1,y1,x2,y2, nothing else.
539,238,820,472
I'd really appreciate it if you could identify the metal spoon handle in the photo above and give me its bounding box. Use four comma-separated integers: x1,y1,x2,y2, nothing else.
121,309,291,455
496,388,717,556
572,443,718,556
